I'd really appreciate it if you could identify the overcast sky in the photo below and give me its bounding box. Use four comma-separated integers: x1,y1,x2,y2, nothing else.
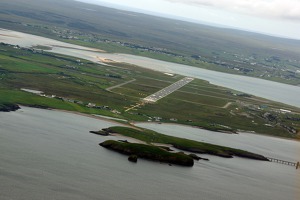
76,0,300,40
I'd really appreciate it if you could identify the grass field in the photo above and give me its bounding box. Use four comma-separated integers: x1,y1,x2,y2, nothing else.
1,43,299,139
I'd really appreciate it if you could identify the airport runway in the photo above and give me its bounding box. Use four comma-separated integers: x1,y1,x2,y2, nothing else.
143,77,194,103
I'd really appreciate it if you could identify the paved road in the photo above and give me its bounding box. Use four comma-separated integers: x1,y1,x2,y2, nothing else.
143,77,194,103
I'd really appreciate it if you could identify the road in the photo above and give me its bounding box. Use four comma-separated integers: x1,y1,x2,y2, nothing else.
106,79,136,91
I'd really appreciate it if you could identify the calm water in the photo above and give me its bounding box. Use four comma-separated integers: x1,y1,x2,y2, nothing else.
136,123,300,162
0,107,299,200
1,29,300,108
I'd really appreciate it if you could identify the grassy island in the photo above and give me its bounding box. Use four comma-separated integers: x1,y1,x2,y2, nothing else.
100,140,194,166
102,126,269,161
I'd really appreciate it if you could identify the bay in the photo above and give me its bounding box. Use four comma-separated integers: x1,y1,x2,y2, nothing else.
0,107,299,200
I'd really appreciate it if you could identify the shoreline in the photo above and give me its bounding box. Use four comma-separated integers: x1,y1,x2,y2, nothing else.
132,121,300,142
48,108,300,142
13,106,300,142
50,108,135,128
132,121,236,134
5,105,300,142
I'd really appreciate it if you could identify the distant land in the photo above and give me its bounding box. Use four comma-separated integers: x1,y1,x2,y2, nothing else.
75,0,235,29
1,0,300,85
75,0,298,40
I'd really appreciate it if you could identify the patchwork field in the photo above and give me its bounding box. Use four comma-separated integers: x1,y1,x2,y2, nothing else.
1,43,299,138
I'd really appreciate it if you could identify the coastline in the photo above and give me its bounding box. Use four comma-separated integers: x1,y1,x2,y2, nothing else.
50,108,135,128
132,121,300,142
12,106,300,142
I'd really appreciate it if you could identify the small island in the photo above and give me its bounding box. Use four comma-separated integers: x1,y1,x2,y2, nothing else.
100,140,194,166
96,126,269,166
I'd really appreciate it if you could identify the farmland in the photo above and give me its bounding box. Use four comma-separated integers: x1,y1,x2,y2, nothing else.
1,43,299,139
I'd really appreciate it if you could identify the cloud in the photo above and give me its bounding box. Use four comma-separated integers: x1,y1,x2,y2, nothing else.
165,0,300,20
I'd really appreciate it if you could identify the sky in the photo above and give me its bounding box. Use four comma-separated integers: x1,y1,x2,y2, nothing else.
76,0,300,40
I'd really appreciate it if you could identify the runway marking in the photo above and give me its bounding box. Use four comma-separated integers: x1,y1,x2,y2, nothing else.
106,79,136,91
143,77,194,103
125,103,144,112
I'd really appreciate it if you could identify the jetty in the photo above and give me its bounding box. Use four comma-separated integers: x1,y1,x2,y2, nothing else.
267,157,299,169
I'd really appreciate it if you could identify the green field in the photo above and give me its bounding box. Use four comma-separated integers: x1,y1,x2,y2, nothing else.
1,43,299,139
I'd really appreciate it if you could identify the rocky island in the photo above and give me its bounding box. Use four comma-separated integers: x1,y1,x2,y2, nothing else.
0,103,20,112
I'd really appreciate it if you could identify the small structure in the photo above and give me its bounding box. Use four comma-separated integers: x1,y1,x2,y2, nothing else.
87,103,96,108
112,109,121,114
279,109,291,113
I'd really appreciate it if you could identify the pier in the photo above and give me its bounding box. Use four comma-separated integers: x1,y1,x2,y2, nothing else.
267,157,299,169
